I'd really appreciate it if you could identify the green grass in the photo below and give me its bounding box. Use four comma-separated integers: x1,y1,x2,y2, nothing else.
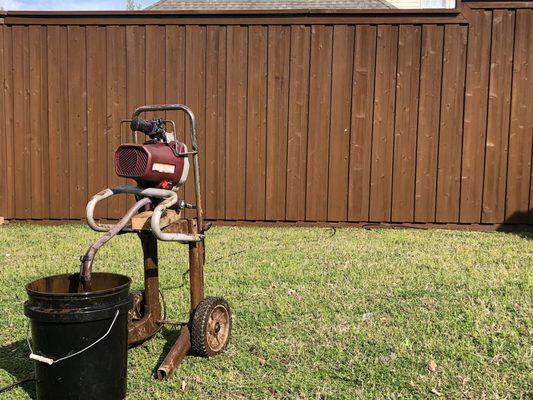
0,224,531,399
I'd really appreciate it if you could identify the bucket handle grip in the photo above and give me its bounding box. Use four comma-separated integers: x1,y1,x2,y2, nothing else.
27,309,120,365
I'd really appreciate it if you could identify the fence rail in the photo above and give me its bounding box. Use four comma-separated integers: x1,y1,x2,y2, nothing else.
0,1,531,227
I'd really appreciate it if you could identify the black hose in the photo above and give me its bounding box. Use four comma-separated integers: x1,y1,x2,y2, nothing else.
0,376,36,394
209,226,337,264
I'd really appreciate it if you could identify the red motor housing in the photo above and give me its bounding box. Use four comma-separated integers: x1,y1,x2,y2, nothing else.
114,141,189,187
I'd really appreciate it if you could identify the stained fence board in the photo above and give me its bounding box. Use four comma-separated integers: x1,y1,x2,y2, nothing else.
0,26,5,218
266,26,290,221
348,25,377,222
67,26,88,219
164,25,187,212
184,26,206,217
12,26,32,219
245,25,267,221
506,10,533,223
369,25,398,222
145,25,166,122
460,10,492,223
125,25,147,209
145,23,167,222
414,25,443,223
482,10,515,223
39,28,50,219
127,25,147,115
47,26,70,220
435,25,467,223
87,26,108,219
164,25,185,136
225,26,248,220
391,25,421,222
205,26,226,220
327,25,354,222
286,25,311,222
29,26,49,219
306,25,333,222
106,26,127,219
3,26,14,219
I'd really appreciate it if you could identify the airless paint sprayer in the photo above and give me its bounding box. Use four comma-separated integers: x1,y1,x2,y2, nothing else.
24,105,231,399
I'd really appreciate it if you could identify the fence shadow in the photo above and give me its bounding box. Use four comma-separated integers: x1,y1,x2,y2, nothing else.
498,209,533,239
0,339,36,398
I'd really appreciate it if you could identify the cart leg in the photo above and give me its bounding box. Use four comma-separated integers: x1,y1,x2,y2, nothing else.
188,218,204,312
141,232,161,317
157,326,191,380
156,219,204,379
128,232,162,345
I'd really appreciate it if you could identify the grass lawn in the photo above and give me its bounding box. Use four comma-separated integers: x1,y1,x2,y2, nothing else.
0,224,531,399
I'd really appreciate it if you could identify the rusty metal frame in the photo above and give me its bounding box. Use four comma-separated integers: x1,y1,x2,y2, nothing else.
83,104,208,380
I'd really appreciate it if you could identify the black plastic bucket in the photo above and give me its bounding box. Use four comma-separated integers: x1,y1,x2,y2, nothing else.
24,272,131,400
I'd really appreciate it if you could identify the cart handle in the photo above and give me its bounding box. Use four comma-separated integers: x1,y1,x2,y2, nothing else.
86,185,203,243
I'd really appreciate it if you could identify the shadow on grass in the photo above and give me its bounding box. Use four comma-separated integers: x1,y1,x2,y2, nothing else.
497,210,533,239
0,339,36,399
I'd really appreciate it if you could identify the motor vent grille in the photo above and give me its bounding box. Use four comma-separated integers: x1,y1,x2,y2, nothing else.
116,147,148,178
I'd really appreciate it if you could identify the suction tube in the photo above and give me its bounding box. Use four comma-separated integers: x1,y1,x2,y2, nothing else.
79,197,152,291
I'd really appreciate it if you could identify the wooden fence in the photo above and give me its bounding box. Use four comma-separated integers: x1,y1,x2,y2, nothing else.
0,1,531,228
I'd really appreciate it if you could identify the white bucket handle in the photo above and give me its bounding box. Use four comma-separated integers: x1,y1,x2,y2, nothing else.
27,309,120,365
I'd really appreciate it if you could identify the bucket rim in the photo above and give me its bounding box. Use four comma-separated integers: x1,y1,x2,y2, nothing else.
26,272,131,298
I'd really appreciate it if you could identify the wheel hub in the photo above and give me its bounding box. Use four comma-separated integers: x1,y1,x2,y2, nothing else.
206,305,230,352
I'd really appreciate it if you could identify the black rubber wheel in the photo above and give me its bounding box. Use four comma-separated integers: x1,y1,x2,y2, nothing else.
191,297,232,357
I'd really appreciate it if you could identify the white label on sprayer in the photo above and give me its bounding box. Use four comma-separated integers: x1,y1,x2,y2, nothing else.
152,163,175,174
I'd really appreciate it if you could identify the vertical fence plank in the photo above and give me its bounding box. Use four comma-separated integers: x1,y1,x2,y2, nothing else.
145,25,166,121
506,10,533,223
369,25,398,222
391,25,421,222
414,25,443,223
245,25,267,221
87,26,107,219
106,26,126,219
29,26,49,219
327,25,355,222
123,25,147,210
482,10,515,223
435,25,467,223
165,25,188,213
225,26,248,220
286,25,311,222
12,26,31,219
67,26,88,219
127,25,147,116
124,26,147,208
266,26,290,221
205,26,226,220
184,26,206,216
47,26,70,220
40,28,50,219
164,26,184,134
0,26,6,218
460,10,492,223
3,26,14,219
348,25,376,222
306,25,333,221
